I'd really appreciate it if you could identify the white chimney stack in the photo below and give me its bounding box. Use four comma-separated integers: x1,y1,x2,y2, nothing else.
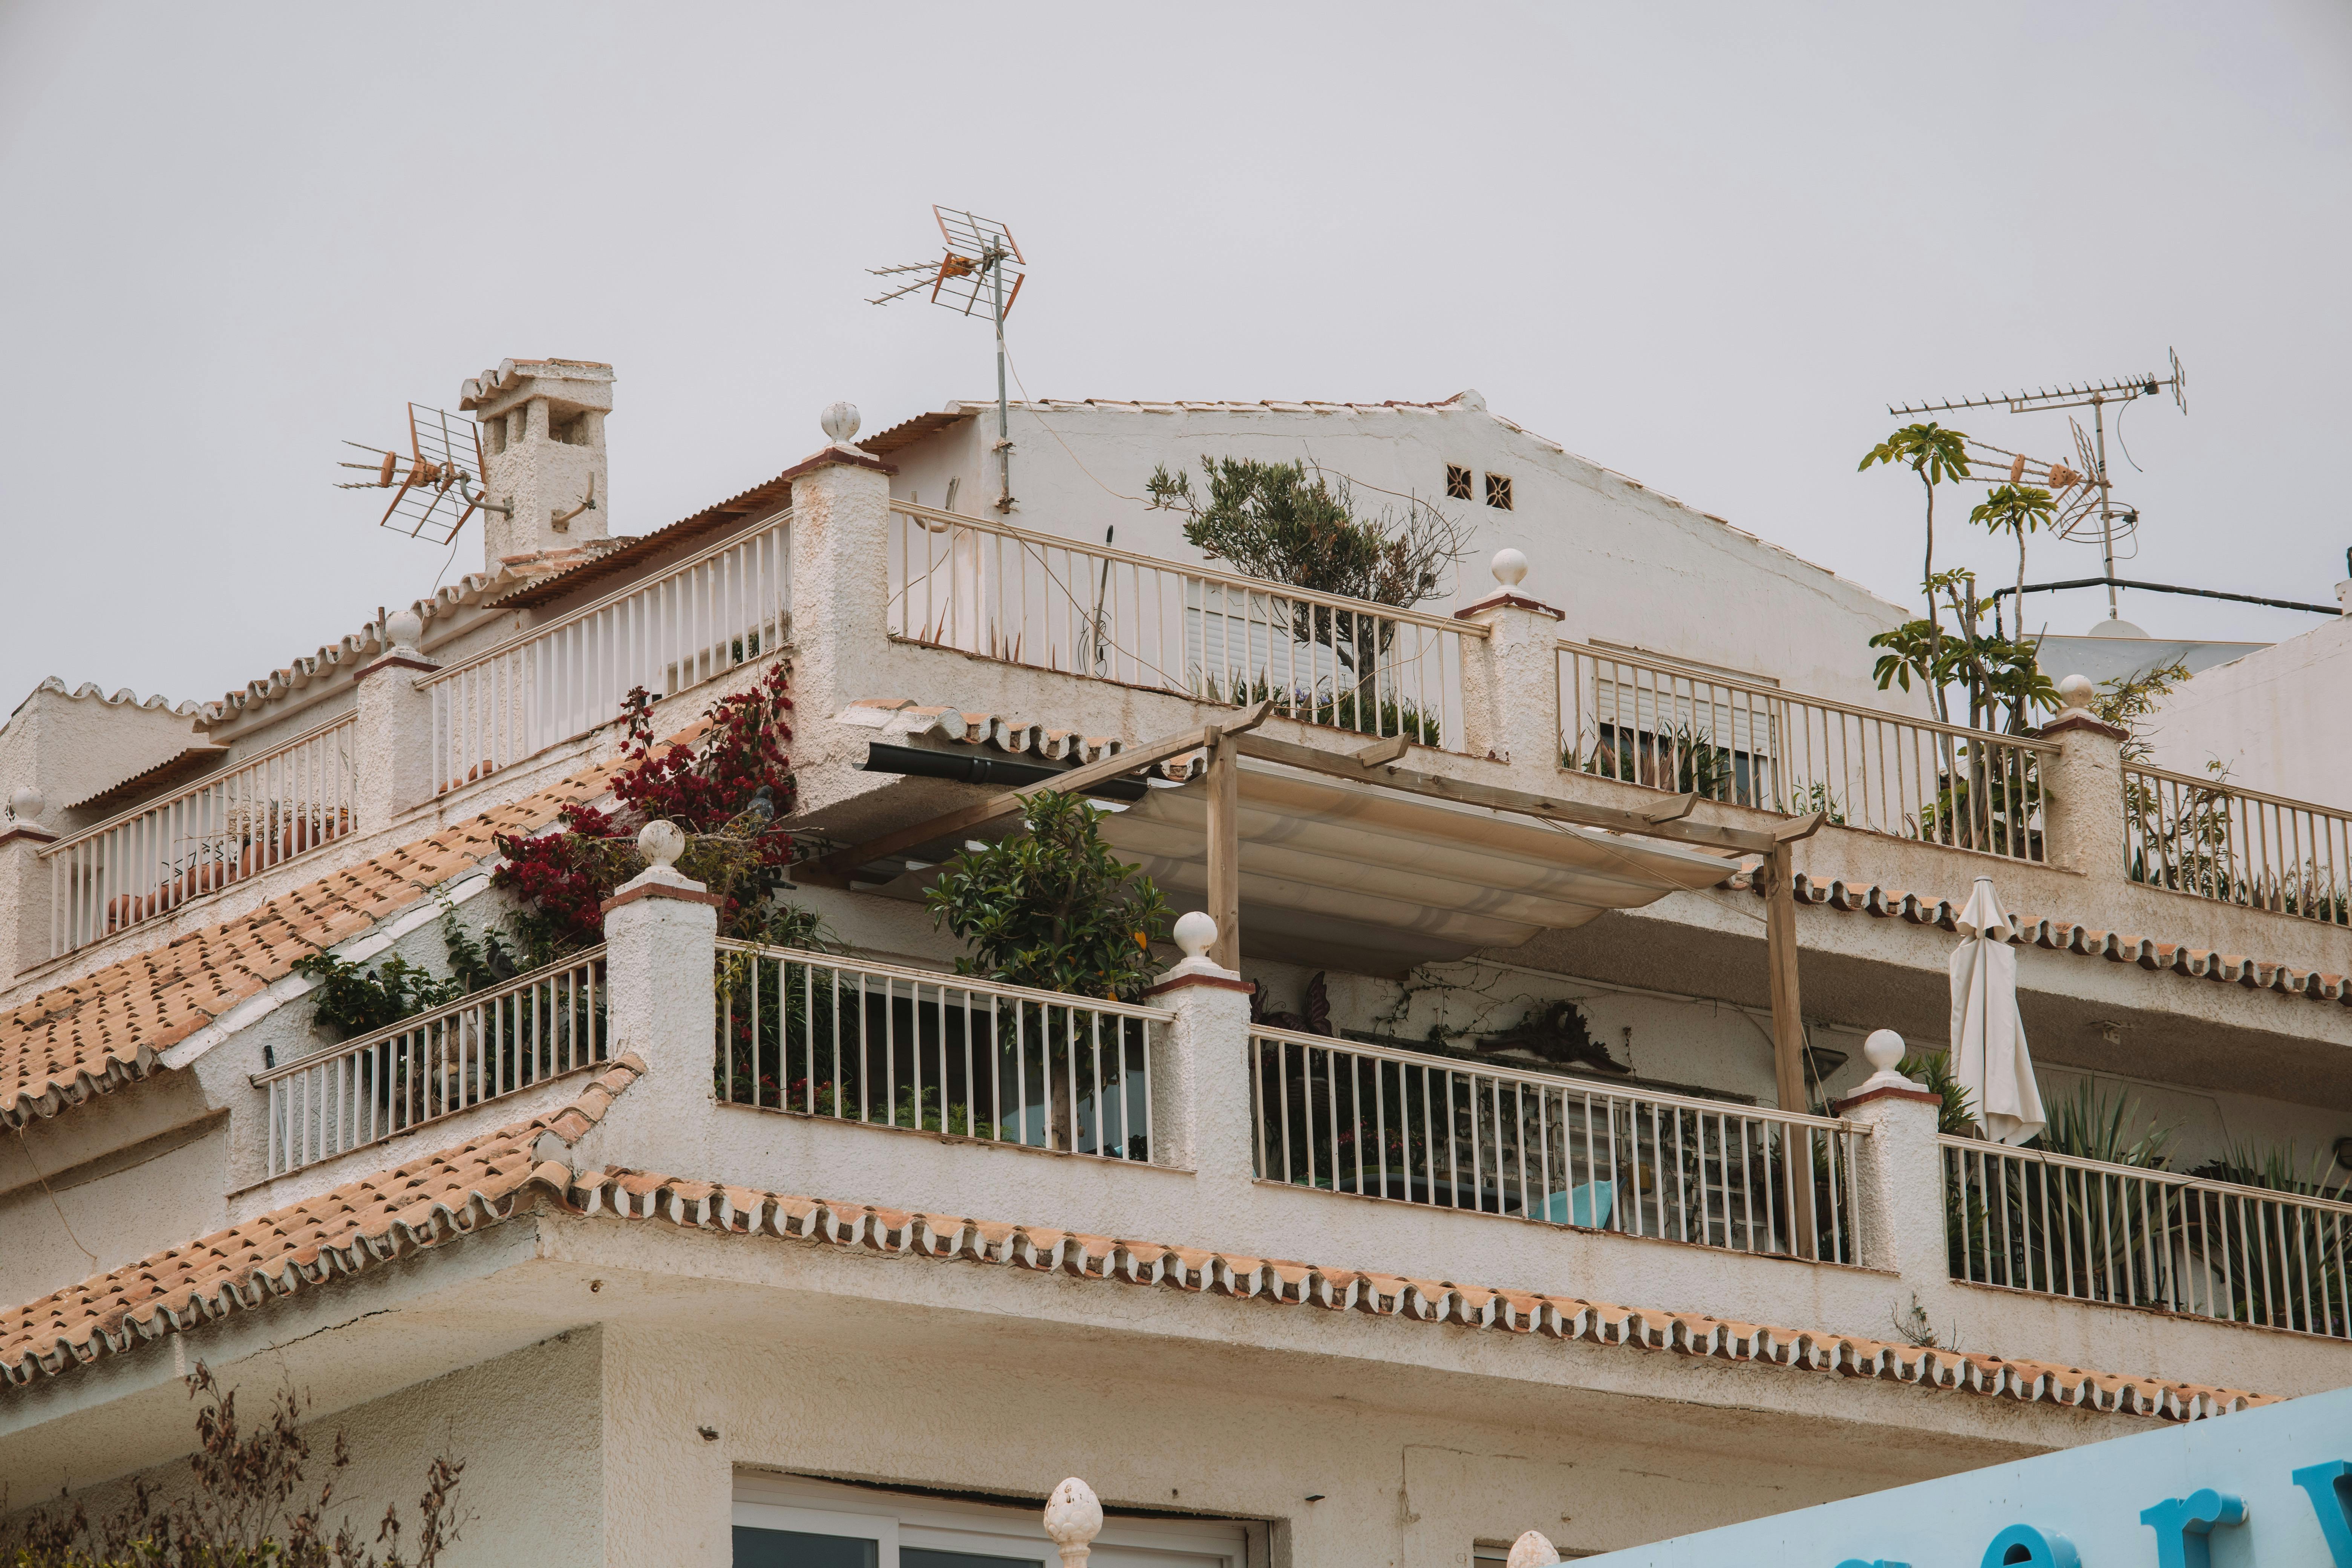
458,358,614,569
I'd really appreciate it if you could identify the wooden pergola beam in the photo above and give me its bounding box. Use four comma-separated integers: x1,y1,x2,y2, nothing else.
815,701,1274,881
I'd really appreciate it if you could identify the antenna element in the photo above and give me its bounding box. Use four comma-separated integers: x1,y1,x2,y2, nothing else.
869,205,1027,513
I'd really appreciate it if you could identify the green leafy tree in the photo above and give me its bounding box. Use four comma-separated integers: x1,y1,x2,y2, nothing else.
1859,423,1971,722
924,790,1171,1003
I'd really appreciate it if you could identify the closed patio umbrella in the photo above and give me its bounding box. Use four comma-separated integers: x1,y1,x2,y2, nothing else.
1951,875,2045,1145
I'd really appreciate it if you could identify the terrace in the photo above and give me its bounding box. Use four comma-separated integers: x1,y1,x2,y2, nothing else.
15,438,2352,1406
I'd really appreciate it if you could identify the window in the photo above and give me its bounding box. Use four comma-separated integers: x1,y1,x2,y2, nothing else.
1445,464,1473,501
734,1476,1253,1568
1483,473,1513,510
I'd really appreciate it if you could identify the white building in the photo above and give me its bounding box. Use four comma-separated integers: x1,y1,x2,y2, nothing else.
1,359,2348,1567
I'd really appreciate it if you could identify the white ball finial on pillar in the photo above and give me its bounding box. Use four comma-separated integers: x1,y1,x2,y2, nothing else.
1160,911,1238,983
1044,1479,1105,1568
384,609,424,656
1507,1531,1562,1568
1857,1027,1922,1092
1490,547,1529,588
9,785,43,823
2055,673,2095,713
821,401,862,446
637,818,686,868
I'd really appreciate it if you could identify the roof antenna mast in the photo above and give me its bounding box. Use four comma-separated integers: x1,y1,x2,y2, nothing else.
1890,350,2187,623
868,206,1028,514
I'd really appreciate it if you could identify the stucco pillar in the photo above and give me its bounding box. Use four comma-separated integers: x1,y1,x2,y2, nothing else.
0,788,58,985
780,420,900,814
580,822,721,1175
2036,674,2127,879
352,610,439,822
1835,1031,1955,1312
1456,548,1566,793
1143,913,1255,1183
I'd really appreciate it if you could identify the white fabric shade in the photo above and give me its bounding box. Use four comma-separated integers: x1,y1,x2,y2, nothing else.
864,757,1742,969
1949,875,2045,1145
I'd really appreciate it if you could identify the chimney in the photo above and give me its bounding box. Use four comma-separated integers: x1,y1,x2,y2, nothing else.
458,358,614,568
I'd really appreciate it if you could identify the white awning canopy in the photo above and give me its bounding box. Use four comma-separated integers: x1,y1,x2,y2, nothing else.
869,757,1743,969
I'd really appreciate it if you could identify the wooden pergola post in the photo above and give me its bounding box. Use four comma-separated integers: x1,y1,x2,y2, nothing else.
1204,726,1240,972
1765,840,1806,1116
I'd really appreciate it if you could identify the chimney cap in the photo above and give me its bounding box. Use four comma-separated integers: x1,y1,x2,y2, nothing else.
460,359,616,414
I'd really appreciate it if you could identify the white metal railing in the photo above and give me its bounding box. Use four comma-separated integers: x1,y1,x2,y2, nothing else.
888,502,1481,752
715,940,1171,1161
422,513,790,795
1943,1136,2352,1340
2122,764,2352,926
1557,642,2053,862
43,714,358,959
1251,1027,1867,1261
255,948,608,1178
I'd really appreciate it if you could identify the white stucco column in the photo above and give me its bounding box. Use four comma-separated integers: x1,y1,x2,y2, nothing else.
1835,1031,1954,1302
1455,549,1567,793
2036,674,2127,880
580,821,721,1175
352,610,439,822
780,410,900,813
1143,913,1256,1183
0,787,58,986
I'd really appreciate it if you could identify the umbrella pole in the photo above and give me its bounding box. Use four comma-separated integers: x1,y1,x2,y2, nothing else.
1764,841,1818,1257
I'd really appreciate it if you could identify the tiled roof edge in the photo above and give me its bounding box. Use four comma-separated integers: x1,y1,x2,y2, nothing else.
1,1063,2268,1420
539,1173,2272,1425
1747,870,2352,1009
0,1055,645,1388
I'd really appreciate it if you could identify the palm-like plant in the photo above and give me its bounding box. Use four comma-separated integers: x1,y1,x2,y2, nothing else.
1859,423,1972,723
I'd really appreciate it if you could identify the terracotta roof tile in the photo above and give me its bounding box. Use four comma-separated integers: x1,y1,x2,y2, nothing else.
0,738,647,1129
0,1055,642,1385
8,1083,2257,1423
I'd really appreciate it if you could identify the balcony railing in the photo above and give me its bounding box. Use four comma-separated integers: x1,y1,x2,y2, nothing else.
1557,642,2052,862
1943,1136,2352,1340
887,502,1481,752
1251,1027,1867,1261
255,947,608,1178
714,941,1171,1161
43,713,358,960
2122,764,2352,926
421,513,790,795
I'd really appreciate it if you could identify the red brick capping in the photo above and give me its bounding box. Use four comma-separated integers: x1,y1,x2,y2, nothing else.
2036,712,2128,743
1834,1084,1944,1115
779,445,897,482
349,654,439,681
1454,593,1565,622
600,881,725,913
0,825,59,849
1144,971,1253,997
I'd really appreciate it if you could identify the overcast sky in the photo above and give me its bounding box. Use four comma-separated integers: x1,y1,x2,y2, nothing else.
2,2,2346,713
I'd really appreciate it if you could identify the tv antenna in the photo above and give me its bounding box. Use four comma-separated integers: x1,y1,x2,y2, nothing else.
335,403,505,544
1891,349,2185,622
868,205,1027,514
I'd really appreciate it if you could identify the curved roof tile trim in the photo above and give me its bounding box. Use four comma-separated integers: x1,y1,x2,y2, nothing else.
1746,871,2352,1010
2,1048,2269,1426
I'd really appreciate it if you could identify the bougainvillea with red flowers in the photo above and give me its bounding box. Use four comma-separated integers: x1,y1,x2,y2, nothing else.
493,660,801,949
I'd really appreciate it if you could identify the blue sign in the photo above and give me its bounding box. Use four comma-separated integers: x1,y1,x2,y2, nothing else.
1576,1386,2352,1568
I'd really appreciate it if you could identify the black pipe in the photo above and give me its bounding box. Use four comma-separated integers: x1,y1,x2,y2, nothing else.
1987,576,2340,617
859,741,1149,801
